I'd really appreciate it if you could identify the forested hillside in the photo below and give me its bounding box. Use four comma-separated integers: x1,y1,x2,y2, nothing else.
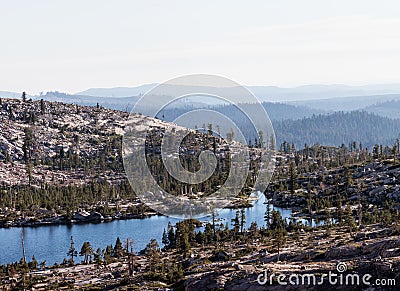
288,94,400,111
274,111,400,148
364,100,400,119
160,104,400,148
135,102,321,123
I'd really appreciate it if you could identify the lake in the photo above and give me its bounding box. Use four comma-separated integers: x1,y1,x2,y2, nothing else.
0,194,317,265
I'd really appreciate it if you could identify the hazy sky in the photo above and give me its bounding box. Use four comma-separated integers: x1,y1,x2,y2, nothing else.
1,0,400,94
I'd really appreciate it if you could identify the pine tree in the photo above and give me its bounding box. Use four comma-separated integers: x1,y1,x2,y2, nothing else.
344,205,356,237
124,237,134,253
94,248,103,265
162,229,169,247
269,134,276,151
22,127,33,163
145,238,162,275
211,209,217,241
258,130,264,148
207,123,213,136
40,99,45,114
343,166,353,189
240,208,246,234
176,222,191,257
289,160,298,194
204,223,213,244
270,210,286,230
79,242,93,264
231,210,240,237
264,198,271,229
104,245,113,264
67,236,77,265
27,163,33,186
29,256,38,270
113,237,124,258
195,231,205,246
273,228,287,262
167,222,175,248
249,221,259,238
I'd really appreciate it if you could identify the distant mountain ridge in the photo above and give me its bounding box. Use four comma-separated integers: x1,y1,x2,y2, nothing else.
75,83,400,102
3,83,400,102
76,84,158,97
288,94,400,111
2,83,400,120
32,91,140,112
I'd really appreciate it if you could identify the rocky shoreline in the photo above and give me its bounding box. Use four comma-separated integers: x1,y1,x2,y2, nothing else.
0,210,160,229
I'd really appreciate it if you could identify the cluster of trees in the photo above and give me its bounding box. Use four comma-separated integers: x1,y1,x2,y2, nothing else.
271,140,400,192
141,238,184,283
14,128,123,174
0,179,136,216
0,256,41,280
268,140,400,237
143,126,262,198
66,236,133,266
144,128,229,197
158,192,398,265
66,235,183,283
159,206,294,261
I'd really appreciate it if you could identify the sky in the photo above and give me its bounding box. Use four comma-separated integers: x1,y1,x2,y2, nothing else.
1,0,400,94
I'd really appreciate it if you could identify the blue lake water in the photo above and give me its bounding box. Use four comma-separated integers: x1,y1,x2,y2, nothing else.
0,194,314,265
